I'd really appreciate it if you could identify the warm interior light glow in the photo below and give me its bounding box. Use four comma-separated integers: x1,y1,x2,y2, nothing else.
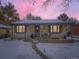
28,25,34,32
50,25,53,32
40,25,48,32
17,25,25,32
58,25,60,32
50,25,60,32
53,25,57,32
18,26,23,32
22,26,25,32
17,26,19,32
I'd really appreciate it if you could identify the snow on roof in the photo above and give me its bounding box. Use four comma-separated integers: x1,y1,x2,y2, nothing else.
0,24,11,29
12,19,74,25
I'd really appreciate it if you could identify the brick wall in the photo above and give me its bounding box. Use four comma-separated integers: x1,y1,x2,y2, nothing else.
71,24,79,35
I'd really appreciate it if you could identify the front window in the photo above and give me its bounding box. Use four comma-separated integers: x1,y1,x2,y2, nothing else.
16,25,25,33
28,25,34,32
50,25,61,33
40,25,48,32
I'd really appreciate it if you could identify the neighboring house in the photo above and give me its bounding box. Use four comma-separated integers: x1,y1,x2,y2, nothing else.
0,24,11,38
12,19,74,40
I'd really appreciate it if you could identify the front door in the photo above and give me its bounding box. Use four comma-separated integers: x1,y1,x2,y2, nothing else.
35,25,40,37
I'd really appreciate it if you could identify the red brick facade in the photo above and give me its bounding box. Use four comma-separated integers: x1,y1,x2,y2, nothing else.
71,24,79,35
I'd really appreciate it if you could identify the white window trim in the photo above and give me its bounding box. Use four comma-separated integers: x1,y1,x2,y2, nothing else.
16,25,25,33
50,25,60,33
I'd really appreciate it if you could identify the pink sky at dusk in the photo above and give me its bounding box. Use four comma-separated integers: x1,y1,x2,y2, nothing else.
4,0,79,20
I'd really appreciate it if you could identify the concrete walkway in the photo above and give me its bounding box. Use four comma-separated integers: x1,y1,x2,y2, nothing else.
32,42,49,59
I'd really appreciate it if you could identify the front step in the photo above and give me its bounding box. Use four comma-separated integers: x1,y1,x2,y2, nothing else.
38,39,74,43
24,38,74,43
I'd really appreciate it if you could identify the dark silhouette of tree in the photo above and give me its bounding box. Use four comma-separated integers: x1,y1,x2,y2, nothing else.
26,13,42,20
26,13,33,20
58,13,78,24
0,1,19,25
58,13,69,21
35,16,42,20
0,1,5,24
69,17,78,24
4,2,19,22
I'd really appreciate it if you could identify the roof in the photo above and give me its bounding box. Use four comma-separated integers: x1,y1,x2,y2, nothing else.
0,24,11,29
12,19,74,25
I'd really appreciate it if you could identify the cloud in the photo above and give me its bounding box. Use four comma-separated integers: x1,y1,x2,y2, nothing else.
5,0,79,20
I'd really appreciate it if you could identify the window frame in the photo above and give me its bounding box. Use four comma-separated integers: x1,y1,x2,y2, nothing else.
50,25,62,33
15,25,25,33
40,25,49,32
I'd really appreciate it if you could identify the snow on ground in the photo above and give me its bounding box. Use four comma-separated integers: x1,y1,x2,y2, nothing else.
0,39,41,59
72,35,79,40
37,43,79,59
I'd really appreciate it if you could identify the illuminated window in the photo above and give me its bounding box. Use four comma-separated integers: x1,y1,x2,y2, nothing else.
16,25,25,32
40,25,48,32
28,25,34,32
17,26,19,32
22,26,25,32
50,25,60,33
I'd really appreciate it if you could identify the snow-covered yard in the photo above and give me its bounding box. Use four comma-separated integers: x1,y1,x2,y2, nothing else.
0,39,41,59
0,38,79,59
37,43,79,59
